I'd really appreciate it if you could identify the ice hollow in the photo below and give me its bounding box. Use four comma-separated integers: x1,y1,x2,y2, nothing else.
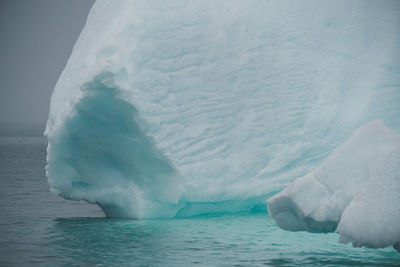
46,72,183,218
46,0,400,223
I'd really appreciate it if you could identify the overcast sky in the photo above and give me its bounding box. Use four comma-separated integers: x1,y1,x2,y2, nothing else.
0,0,94,129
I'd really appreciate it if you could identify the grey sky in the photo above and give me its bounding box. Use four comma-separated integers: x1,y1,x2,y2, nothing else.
0,0,94,130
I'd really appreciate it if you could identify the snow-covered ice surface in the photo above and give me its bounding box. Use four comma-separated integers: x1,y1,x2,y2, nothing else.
46,0,400,240
267,121,400,251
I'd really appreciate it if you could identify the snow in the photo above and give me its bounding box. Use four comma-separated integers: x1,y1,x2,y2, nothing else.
45,0,400,231
267,120,400,251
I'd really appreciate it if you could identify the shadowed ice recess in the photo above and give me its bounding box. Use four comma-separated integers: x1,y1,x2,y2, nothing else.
45,0,400,252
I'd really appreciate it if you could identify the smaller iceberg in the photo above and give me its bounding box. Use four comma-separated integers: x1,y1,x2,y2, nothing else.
267,120,400,252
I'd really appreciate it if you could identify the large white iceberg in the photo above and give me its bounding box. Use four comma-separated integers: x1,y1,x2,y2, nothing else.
46,0,400,224
267,120,400,251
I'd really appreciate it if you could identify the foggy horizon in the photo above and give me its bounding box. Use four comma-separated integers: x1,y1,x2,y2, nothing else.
0,0,94,135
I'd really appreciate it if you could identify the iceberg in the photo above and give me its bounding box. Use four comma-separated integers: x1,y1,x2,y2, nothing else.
46,0,400,224
267,120,400,251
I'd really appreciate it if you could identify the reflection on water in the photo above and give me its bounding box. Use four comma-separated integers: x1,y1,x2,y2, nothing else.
1,138,399,266
46,218,164,266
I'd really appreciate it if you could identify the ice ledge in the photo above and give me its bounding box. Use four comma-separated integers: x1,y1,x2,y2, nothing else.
267,120,400,252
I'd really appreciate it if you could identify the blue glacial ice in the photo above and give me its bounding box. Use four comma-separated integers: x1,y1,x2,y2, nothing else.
45,0,400,249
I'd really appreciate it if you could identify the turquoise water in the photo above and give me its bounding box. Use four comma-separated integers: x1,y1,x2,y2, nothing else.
0,137,399,266
44,215,400,266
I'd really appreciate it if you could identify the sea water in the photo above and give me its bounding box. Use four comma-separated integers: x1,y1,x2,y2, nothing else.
0,137,399,266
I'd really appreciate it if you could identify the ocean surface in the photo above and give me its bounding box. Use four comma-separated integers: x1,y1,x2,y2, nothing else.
0,137,399,267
